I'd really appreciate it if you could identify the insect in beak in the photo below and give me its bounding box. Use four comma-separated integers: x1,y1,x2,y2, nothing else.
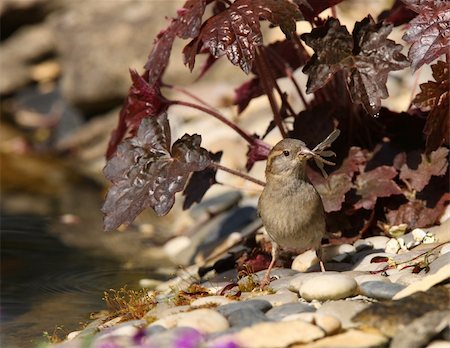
297,148,314,159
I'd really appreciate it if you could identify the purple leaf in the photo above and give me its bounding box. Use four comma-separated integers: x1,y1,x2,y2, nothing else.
182,151,222,210
400,147,449,192
301,16,409,115
102,112,211,231
354,166,402,210
402,0,450,71
246,136,271,171
413,61,450,152
144,0,208,85
183,0,303,74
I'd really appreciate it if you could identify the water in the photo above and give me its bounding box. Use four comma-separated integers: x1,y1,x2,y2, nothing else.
0,215,161,347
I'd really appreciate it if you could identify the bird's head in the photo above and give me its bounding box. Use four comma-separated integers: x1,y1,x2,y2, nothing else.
265,138,314,179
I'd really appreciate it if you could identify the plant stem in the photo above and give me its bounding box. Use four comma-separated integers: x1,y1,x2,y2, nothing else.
163,83,218,111
286,68,309,109
169,99,255,144
255,49,287,138
211,162,266,187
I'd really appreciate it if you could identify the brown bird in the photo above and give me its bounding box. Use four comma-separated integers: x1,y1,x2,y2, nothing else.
258,132,339,288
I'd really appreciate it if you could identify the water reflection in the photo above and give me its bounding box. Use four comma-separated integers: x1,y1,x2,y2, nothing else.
1,215,160,347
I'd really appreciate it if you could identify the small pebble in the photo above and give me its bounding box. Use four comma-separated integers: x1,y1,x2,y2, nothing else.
323,244,356,262
217,300,272,317
289,272,337,291
364,236,390,250
300,274,357,301
359,281,406,300
316,300,370,329
227,307,269,327
190,295,235,307
265,302,315,321
353,274,391,286
314,313,341,335
150,308,229,333
256,291,299,306
354,239,374,252
230,320,324,348
269,275,298,292
291,250,319,272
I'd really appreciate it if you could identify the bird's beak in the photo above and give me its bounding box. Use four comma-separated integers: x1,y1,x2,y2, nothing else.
298,148,314,159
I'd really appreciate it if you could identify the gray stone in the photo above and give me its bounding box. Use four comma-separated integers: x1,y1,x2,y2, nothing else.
254,267,299,281
266,303,315,321
217,300,272,317
269,276,298,292
427,252,450,275
391,310,450,348
255,291,299,306
147,327,204,348
316,300,370,329
227,307,270,327
359,281,406,300
189,190,242,220
354,239,374,252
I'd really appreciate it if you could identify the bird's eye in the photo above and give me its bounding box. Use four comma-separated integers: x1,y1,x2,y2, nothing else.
283,150,290,157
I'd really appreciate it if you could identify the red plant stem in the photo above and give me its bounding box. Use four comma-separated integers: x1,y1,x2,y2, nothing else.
331,6,337,18
169,100,255,144
260,47,297,117
211,162,266,187
255,49,287,138
163,83,218,111
286,67,309,109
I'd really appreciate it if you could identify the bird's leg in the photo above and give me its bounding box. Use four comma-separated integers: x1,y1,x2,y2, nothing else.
316,245,326,272
260,242,279,289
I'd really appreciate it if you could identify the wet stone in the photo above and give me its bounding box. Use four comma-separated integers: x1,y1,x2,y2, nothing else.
227,307,270,328
216,299,272,317
359,281,406,300
266,302,316,321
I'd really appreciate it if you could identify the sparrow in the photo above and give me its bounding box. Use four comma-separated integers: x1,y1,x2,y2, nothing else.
257,132,339,288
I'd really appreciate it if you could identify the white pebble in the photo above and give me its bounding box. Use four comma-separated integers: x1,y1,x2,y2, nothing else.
191,296,235,307
300,274,357,301
412,228,427,242
292,250,319,272
385,238,401,254
364,236,389,250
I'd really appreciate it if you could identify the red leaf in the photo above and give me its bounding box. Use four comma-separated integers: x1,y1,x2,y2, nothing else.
234,78,263,114
335,147,369,178
371,256,389,263
400,147,449,192
245,136,271,171
354,166,402,210
402,0,450,71
106,70,166,158
413,61,450,152
102,112,211,231
301,16,409,115
183,0,303,74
